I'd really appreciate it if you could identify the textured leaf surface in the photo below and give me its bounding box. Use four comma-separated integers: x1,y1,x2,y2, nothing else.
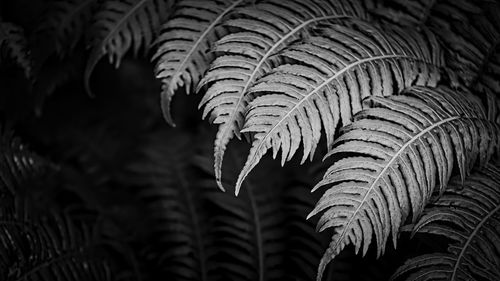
198,0,373,191
154,0,246,126
0,21,32,80
309,86,500,280
38,0,98,57
392,163,500,281
129,131,216,281
0,126,45,197
85,0,174,94
0,128,110,281
235,20,445,195
0,203,112,281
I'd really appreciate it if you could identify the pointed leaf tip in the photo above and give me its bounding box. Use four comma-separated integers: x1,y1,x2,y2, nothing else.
160,85,176,127
215,177,226,192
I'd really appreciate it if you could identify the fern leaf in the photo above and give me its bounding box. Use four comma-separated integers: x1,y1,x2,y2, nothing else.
199,152,287,281
84,0,175,95
392,163,500,281
234,20,445,195
0,201,112,280
38,0,98,57
129,131,216,281
0,125,45,197
284,183,327,281
374,0,500,91
198,0,373,191
308,86,500,281
153,0,247,126
0,131,110,280
0,21,32,80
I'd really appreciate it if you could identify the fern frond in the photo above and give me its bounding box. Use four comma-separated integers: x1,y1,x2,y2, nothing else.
0,201,112,280
198,0,373,191
200,154,287,281
284,183,326,281
392,163,500,281
0,129,110,280
85,0,175,94
0,21,32,80
129,131,217,281
153,0,247,126
309,86,500,281
373,0,500,91
38,0,98,57
234,19,445,195
0,125,45,197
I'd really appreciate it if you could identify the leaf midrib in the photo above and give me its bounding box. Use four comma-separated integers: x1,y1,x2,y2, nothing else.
451,202,500,279
56,0,95,40
166,0,245,87
245,54,428,173
99,0,150,49
219,14,352,138
177,166,208,281
332,115,460,253
246,182,265,281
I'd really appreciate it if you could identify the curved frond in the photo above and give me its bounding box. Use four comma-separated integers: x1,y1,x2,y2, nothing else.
373,0,500,94
283,183,326,281
234,19,445,195
38,0,98,57
0,127,110,280
0,201,112,281
198,152,287,281
0,125,45,197
84,0,175,94
392,163,500,281
0,21,32,80
153,0,247,126
198,0,373,191
309,86,500,280
128,131,217,281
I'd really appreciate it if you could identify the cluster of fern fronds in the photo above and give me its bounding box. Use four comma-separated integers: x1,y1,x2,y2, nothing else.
1,0,500,280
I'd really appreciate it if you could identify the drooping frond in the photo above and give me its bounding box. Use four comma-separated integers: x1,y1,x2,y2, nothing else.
85,0,175,94
38,0,98,57
198,0,374,191
128,131,217,281
197,151,287,281
370,0,456,27
0,21,32,80
0,125,45,197
283,183,326,281
0,126,111,280
392,163,500,281
308,86,500,281
373,0,500,92
153,0,247,126
234,19,445,195
0,200,112,281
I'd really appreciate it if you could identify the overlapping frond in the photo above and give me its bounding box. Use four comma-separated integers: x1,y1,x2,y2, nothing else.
234,19,445,194
392,163,500,281
309,86,500,280
38,0,98,57
198,0,374,191
0,201,112,281
283,183,326,281
128,131,217,281
0,127,110,281
153,0,247,126
0,125,45,197
373,0,500,93
0,21,32,80
198,152,287,281
85,0,175,94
